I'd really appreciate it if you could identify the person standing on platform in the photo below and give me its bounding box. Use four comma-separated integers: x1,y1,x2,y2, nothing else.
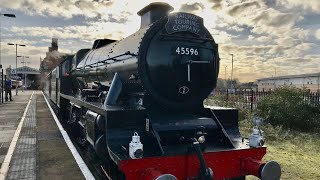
4,79,13,101
0,83,2,103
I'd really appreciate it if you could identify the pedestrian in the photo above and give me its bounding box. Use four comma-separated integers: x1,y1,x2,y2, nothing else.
0,85,2,102
4,79,13,101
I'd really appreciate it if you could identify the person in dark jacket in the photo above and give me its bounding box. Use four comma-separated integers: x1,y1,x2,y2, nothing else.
4,79,13,101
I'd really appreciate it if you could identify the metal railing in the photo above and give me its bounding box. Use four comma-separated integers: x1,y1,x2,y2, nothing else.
212,89,320,110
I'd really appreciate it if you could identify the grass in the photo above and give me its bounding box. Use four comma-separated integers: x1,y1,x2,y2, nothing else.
205,95,320,180
240,120,320,180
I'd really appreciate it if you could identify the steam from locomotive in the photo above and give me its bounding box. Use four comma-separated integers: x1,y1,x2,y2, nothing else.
44,2,281,180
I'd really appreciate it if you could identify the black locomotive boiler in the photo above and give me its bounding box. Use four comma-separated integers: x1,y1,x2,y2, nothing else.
44,2,281,180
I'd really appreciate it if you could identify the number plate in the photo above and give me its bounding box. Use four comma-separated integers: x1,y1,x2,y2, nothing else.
172,46,199,56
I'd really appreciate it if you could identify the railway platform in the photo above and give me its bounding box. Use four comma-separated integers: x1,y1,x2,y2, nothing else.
0,91,93,180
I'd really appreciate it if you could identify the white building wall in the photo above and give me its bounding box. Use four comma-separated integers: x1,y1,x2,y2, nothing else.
258,75,320,92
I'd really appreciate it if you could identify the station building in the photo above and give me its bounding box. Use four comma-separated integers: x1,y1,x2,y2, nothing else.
257,72,320,92
7,66,40,89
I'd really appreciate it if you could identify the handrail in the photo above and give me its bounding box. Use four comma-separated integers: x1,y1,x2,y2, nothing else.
75,51,138,70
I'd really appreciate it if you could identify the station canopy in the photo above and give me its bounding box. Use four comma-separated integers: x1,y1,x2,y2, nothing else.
11,66,40,75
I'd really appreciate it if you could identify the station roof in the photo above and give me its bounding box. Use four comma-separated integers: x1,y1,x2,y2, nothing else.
257,72,320,81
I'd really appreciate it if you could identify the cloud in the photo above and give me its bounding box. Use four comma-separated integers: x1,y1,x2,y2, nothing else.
315,29,320,40
105,13,130,24
228,1,261,16
1,0,115,19
8,22,129,42
252,10,298,27
209,29,238,43
296,43,315,51
207,0,223,10
275,37,301,46
284,58,311,63
1,0,319,82
29,49,45,55
277,0,320,13
255,35,272,43
0,1,21,9
179,2,204,13
261,0,277,7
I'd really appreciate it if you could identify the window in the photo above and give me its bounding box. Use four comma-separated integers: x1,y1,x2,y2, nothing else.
61,60,70,76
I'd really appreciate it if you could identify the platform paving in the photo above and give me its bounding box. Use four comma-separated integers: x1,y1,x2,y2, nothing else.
6,92,36,180
0,91,85,180
36,94,84,180
0,91,33,168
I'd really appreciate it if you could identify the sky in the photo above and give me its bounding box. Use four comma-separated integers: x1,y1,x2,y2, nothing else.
0,0,319,82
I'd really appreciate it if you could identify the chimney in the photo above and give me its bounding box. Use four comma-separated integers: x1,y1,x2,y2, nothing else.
52,38,58,51
137,2,173,29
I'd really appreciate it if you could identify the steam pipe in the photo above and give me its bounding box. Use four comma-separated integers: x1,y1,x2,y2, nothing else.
104,73,122,106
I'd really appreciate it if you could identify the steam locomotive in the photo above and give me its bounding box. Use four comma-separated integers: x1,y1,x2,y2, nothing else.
44,2,281,180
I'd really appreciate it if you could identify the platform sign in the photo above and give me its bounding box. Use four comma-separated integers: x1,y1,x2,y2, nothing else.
165,12,206,37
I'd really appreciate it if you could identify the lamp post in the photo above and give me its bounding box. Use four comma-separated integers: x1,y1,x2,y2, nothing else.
18,56,30,91
0,13,15,102
0,13,16,68
225,66,227,89
7,43,26,95
230,54,234,89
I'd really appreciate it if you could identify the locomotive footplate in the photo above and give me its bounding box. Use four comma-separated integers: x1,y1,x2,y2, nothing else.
148,114,234,155
105,108,242,162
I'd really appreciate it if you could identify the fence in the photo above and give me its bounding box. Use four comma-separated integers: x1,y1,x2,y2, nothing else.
213,89,320,110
